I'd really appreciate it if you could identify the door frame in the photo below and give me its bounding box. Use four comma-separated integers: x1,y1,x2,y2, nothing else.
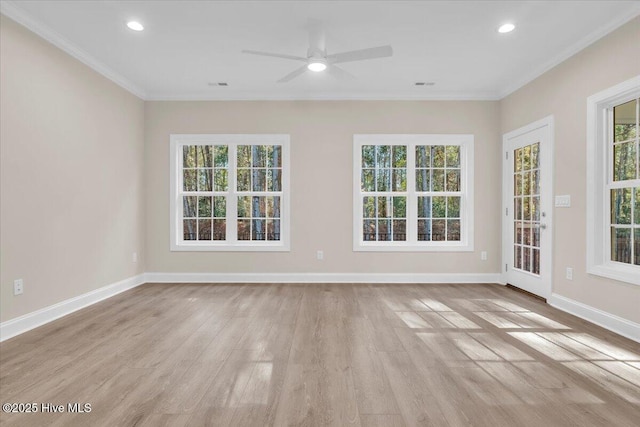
502,115,554,299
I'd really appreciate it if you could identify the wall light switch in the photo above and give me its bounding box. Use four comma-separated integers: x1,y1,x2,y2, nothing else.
481,251,487,261
555,195,571,207
14,279,24,295
566,267,573,280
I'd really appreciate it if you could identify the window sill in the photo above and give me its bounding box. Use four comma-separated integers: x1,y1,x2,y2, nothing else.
171,242,290,252
354,243,474,252
587,263,640,286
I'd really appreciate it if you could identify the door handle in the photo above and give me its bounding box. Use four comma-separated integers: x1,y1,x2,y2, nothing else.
539,223,547,230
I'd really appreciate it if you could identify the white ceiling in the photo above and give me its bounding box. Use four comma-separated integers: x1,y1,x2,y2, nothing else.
2,1,639,100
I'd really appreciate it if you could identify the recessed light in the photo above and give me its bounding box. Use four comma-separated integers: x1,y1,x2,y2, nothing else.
208,82,229,87
307,61,327,72
127,21,144,32
498,23,515,33
415,82,435,86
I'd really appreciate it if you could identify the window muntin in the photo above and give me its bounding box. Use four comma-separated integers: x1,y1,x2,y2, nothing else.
171,135,289,251
609,98,640,266
354,135,474,252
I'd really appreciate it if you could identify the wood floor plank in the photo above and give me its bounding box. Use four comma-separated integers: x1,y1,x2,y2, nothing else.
1,282,639,427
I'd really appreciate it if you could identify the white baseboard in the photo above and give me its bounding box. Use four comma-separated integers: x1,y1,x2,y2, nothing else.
549,293,640,343
144,272,503,284
0,274,146,342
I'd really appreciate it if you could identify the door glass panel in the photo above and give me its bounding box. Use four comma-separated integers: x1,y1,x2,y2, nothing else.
513,142,541,275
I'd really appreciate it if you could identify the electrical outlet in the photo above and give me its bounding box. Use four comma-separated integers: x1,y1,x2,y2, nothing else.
566,267,573,280
481,251,487,261
14,279,24,295
132,252,138,263
317,250,324,260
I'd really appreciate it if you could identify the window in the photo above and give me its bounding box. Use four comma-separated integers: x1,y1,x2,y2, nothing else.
170,134,290,251
587,76,640,285
353,134,474,251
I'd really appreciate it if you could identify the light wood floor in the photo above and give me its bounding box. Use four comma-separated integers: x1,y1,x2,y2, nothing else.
1,283,639,426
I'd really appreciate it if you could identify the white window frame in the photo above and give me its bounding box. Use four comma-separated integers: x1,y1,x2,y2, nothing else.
586,75,640,285
170,134,290,252
353,134,474,252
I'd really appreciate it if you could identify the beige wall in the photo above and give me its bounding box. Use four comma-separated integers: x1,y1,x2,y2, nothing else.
145,101,501,274
501,17,640,322
0,16,145,322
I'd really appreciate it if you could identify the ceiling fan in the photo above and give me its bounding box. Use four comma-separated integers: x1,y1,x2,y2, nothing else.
241,19,393,83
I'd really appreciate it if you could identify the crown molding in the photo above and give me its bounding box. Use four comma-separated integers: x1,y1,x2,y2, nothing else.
144,91,501,101
0,0,146,100
498,5,640,99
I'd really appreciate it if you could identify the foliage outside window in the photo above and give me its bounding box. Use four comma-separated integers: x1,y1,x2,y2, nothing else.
353,135,474,251
170,135,290,251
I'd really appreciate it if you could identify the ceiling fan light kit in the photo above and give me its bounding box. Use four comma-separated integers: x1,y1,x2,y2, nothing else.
242,19,393,82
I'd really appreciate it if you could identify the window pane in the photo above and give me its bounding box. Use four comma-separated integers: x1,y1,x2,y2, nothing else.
432,169,445,192
363,196,375,218
515,197,522,220
417,219,430,241
362,145,375,168
514,245,521,269
635,228,640,265
523,171,531,195
214,145,228,167
447,220,460,241
523,197,531,221
392,169,407,191
237,196,250,218
252,196,266,218
376,145,391,168
523,224,531,245
198,196,212,217
611,188,632,224
416,169,430,192
415,146,431,168
515,148,522,172
252,146,266,167
377,219,391,241
392,146,407,168
267,196,281,218
183,219,197,240
376,169,390,191
213,196,226,218
531,143,539,169
237,169,250,191
198,219,212,240
197,146,213,167
183,196,197,218
393,219,406,241
522,145,531,171
532,248,540,275
214,169,228,191
432,146,445,168
377,197,391,218
432,196,446,218
363,219,376,241
183,170,197,191
432,219,446,241
446,170,460,192
532,196,540,221
268,169,282,191
418,197,431,219
268,145,282,168
636,188,640,224
614,99,637,142
252,169,266,191
237,219,250,240
613,142,637,181
515,173,522,196
448,197,460,218
237,145,251,167
197,169,212,191
393,197,406,218
515,222,522,244
267,219,281,241
523,247,531,271
183,146,197,168
252,219,266,240
213,219,226,240
362,169,375,192
531,170,540,195
611,227,631,263
532,226,540,247
446,146,460,168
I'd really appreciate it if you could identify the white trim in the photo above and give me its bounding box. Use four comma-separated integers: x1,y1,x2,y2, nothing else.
502,115,555,300
145,91,501,101
0,274,145,342
0,1,146,99
586,76,640,286
144,272,502,284
170,134,291,252
498,6,640,99
549,293,640,343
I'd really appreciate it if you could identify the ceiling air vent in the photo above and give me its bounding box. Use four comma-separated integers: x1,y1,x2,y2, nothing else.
415,82,435,86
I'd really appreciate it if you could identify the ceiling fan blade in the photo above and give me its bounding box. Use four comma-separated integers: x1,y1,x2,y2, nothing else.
241,50,306,62
327,45,393,64
307,18,325,56
277,65,308,83
327,65,356,80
